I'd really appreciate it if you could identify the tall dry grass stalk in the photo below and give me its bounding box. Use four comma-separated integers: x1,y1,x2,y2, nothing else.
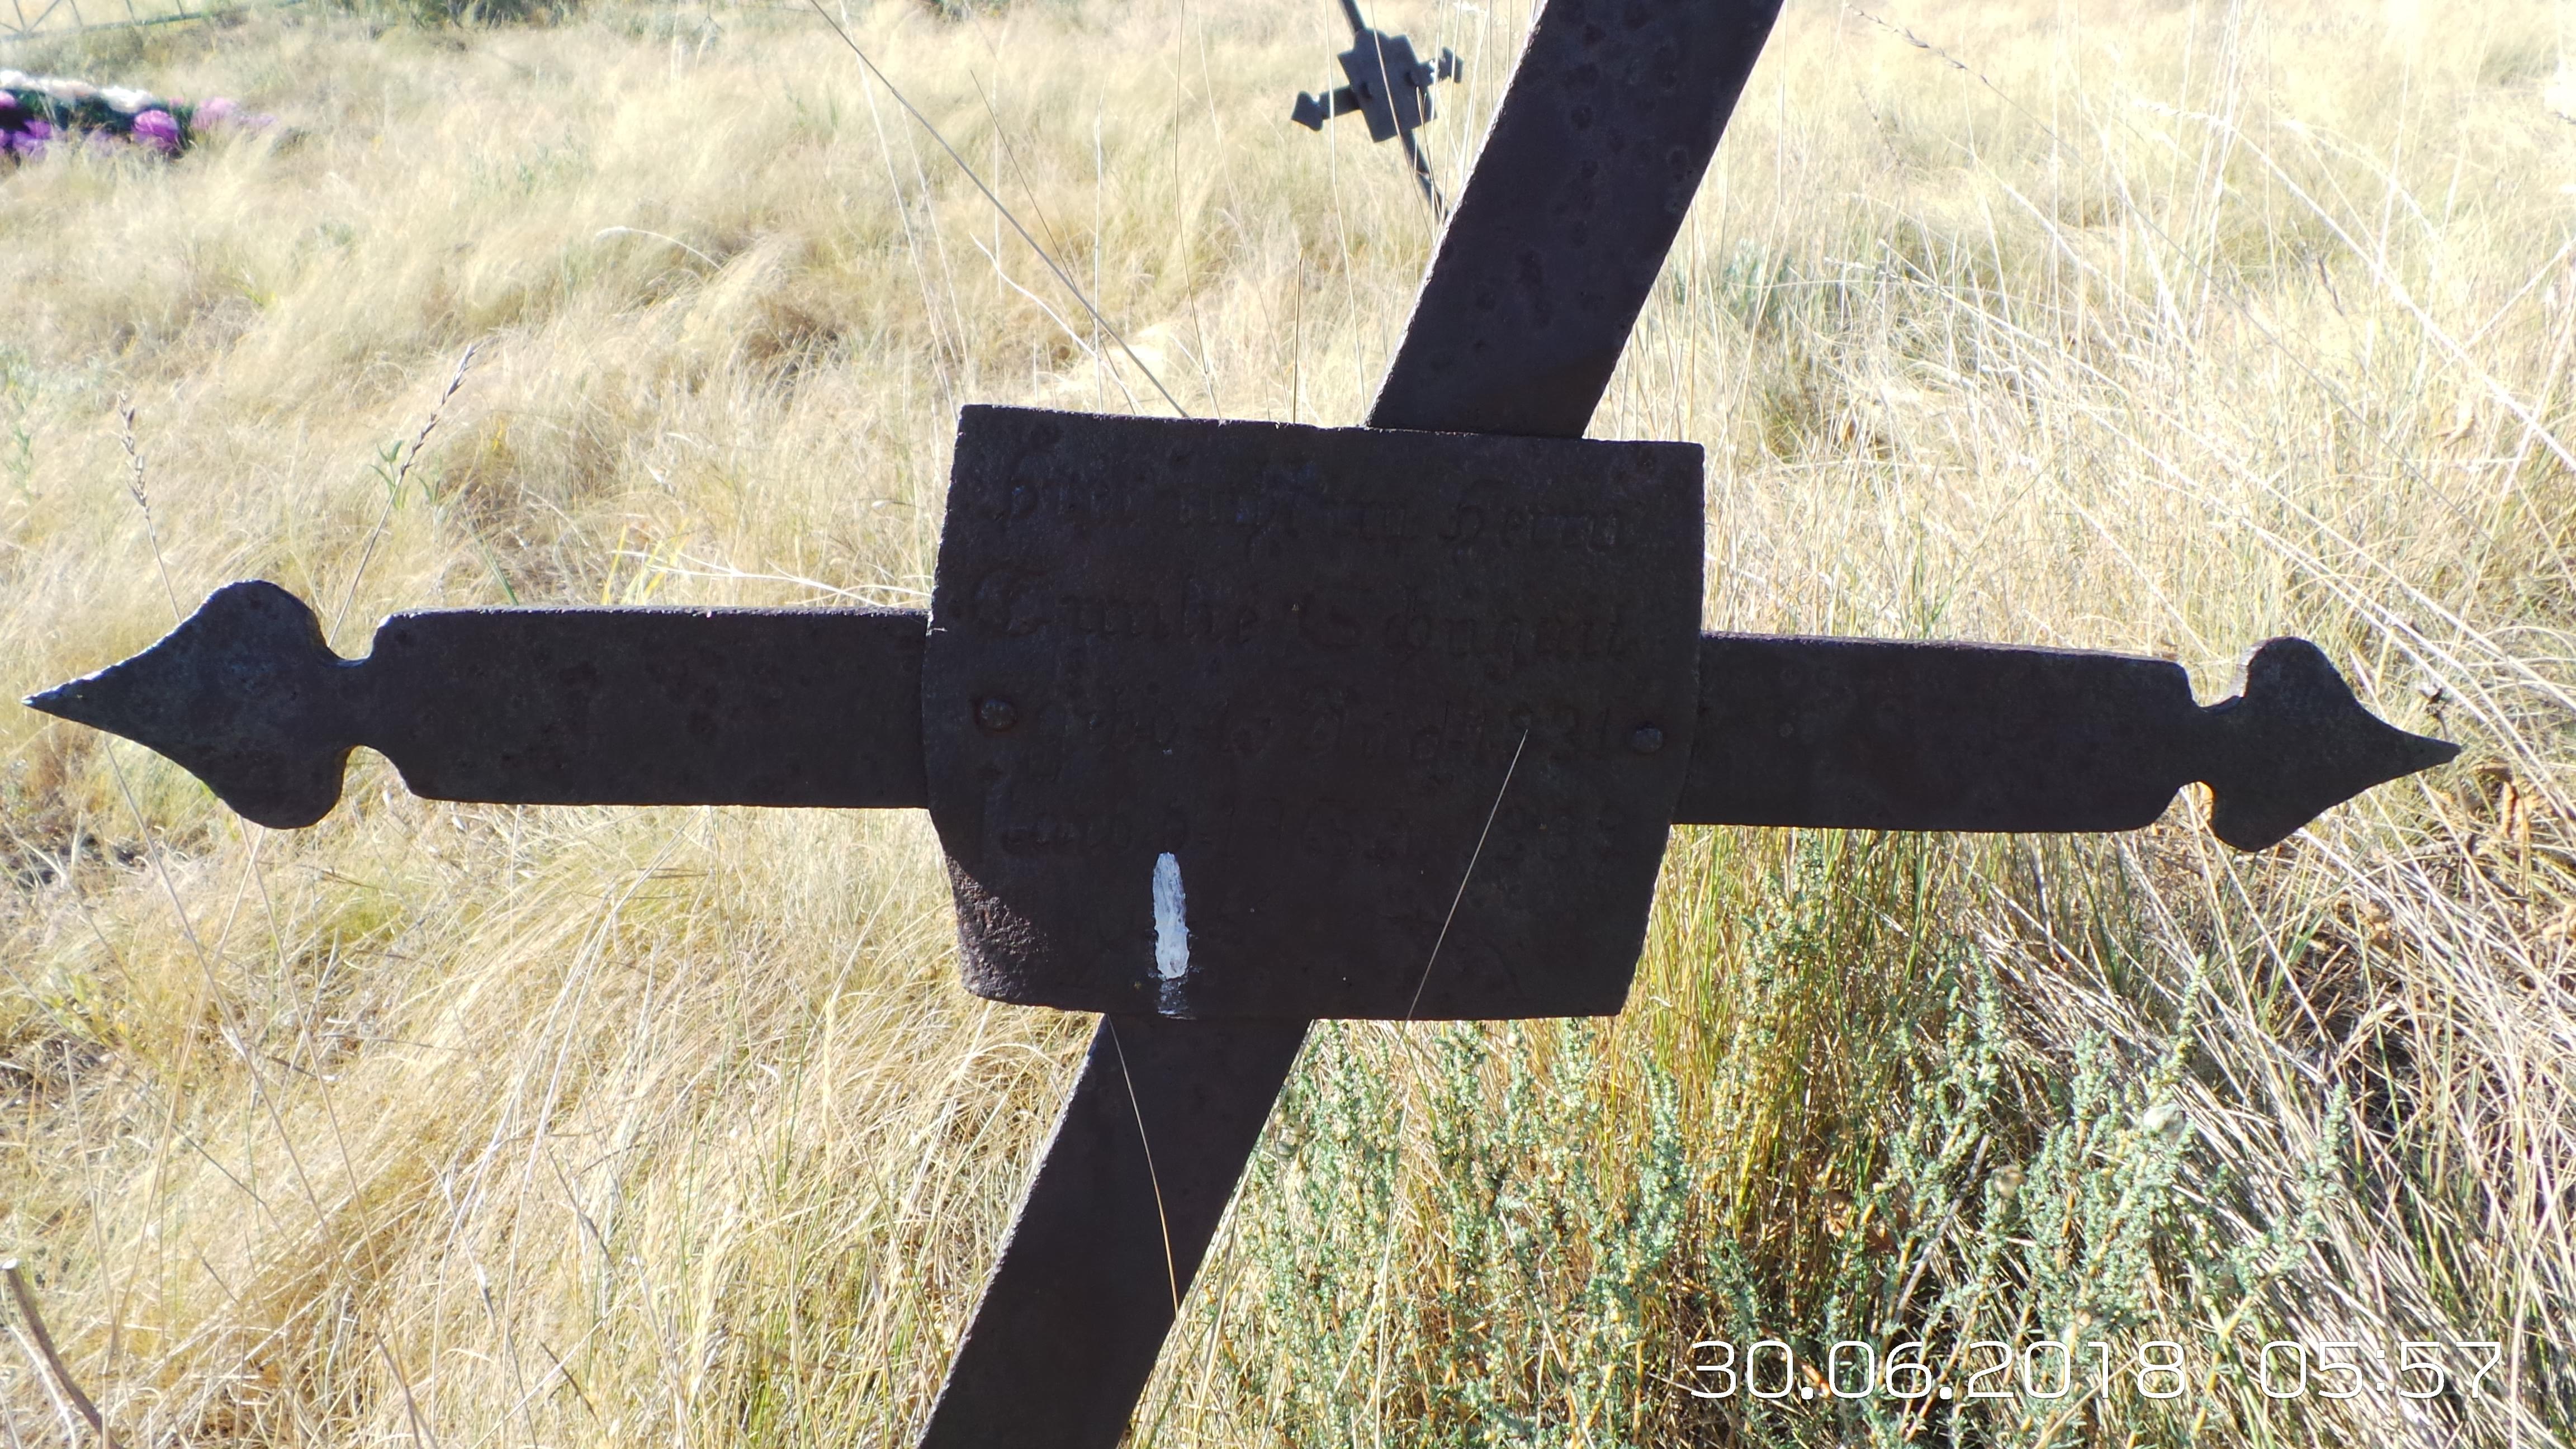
1,0,2569,1442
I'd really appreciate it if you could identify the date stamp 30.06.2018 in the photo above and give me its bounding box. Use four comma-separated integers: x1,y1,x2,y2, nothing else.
1680,1334,2507,1405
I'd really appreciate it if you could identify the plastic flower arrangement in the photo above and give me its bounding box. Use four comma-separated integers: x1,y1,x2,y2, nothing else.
0,68,267,161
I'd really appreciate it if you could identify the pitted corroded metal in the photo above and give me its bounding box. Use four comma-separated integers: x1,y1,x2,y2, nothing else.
923,406,1703,1020
1369,0,1787,437
1675,634,2455,850
30,594,2452,858
915,1014,1306,1449
26,580,925,828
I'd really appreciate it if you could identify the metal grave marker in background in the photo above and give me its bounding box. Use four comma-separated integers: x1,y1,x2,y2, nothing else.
25,2,2456,1445
1290,0,1460,214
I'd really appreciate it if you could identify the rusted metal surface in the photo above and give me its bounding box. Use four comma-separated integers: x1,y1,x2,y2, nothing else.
915,1014,1308,1449
1677,633,2456,849
916,4,1793,1437
26,580,926,828
1368,0,1787,438
30,593,2452,858
925,405,1702,1019
2189,637,2460,850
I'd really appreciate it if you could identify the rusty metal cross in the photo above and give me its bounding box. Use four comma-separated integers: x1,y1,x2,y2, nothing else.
27,3,2454,1445
1289,0,1461,213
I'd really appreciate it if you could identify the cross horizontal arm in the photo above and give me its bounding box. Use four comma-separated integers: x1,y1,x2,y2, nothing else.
1288,85,1362,131
1678,632,2456,850
27,583,2450,853
23,580,926,829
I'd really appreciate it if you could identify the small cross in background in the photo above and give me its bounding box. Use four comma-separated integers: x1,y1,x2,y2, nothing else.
1290,0,1461,215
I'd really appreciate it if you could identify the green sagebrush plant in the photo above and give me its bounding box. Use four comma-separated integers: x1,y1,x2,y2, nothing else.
1215,835,2366,1448
1223,1021,1689,1447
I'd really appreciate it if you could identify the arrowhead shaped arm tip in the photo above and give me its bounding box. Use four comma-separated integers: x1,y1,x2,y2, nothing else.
27,580,934,826
1673,632,2457,847
2196,637,2460,851
25,581,362,830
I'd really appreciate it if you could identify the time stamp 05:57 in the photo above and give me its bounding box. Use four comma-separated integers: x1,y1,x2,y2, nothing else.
1680,1336,2506,1404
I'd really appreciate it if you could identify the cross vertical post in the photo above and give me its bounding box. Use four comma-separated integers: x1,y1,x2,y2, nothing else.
920,3,1787,1443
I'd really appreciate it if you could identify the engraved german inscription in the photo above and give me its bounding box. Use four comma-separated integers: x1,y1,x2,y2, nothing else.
923,406,1706,1020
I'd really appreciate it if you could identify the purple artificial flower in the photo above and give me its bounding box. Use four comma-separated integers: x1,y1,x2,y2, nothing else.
6,117,53,159
195,96,235,126
131,108,181,153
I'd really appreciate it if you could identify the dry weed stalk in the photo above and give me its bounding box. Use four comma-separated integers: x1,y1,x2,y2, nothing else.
2,1262,115,1448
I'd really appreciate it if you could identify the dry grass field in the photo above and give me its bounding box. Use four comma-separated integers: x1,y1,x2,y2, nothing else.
2,0,2573,1442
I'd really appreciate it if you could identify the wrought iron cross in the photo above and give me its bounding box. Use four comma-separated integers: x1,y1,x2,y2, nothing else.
1290,0,1460,214
27,3,2454,1445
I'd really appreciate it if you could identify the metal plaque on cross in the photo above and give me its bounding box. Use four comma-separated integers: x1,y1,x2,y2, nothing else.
25,2,2456,1445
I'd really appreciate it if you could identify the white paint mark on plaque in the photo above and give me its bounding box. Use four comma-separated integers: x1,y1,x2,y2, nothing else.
1152,852,1190,980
